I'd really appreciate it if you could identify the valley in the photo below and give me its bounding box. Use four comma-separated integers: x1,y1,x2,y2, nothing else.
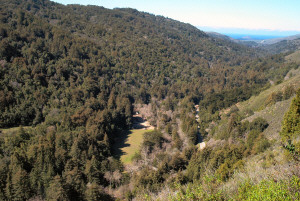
0,0,299,200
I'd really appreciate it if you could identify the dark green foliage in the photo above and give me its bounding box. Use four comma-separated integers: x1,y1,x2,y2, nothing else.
249,117,269,132
246,130,261,149
46,175,69,201
186,115,271,183
0,0,298,199
85,183,113,201
186,144,245,182
172,128,183,149
180,100,199,145
281,88,300,139
1,0,291,130
246,131,270,155
169,155,186,171
0,124,122,200
281,88,300,159
142,130,163,152
200,87,259,115
265,85,296,106
253,135,271,154
227,113,241,135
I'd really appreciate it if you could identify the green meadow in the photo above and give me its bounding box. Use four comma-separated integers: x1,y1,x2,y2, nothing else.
113,129,154,165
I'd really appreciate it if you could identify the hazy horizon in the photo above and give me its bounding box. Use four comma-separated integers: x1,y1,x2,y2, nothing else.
53,0,300,37
198,26,300,40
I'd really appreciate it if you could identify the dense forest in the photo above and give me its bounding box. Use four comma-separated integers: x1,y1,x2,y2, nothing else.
0,0,299,200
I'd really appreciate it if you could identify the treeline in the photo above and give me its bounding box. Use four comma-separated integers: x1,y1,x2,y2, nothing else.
0,1,133,200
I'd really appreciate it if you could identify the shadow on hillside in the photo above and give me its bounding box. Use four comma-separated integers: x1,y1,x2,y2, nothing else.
132,116,148,129
112,130,132,160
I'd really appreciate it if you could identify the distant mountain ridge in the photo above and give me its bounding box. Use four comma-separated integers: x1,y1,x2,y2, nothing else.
260,34,300,45
207,31,300,54
206,32,237,42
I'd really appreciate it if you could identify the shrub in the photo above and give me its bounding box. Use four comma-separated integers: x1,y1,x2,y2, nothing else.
142,130,163,152
237,176,300,201
282,85,295,100
246,130,260,149
252,134,271,154
249,117,269,132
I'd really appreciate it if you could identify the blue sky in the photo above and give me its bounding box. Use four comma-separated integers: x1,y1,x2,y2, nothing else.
53,0,300,36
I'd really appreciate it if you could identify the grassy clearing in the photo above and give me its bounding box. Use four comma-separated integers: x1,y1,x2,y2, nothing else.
0,126,31,136
113,129,153,165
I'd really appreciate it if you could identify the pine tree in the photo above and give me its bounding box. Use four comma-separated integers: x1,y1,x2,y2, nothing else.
0,160,8,200
281,88,300,140
11,168,32,200
85,182,113,201
46,175,69,201
281,88,300,159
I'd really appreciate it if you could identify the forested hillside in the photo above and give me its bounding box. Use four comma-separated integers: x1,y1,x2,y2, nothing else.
261,38,300,54
0,0,299,200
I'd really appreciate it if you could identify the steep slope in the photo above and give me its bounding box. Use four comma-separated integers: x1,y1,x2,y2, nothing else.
0,0,299,200
159,69,300,201
0,0,272,129
285,49,300,64
261,38,300,54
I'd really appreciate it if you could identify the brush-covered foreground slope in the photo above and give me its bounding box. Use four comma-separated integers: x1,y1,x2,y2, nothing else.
159,70,300,201
0,0,299,200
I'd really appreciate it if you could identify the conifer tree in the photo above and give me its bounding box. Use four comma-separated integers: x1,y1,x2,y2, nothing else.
281,88,300,159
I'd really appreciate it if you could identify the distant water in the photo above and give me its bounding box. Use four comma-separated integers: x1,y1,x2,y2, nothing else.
226,34,281,41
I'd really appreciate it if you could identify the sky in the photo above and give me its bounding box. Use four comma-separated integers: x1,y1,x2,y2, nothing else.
52,0,300,36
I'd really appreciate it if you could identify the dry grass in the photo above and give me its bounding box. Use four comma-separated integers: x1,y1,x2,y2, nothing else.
221,144,299,199
0,126,31,136
237,68,300,113
244,98,293,140
286,50,300,64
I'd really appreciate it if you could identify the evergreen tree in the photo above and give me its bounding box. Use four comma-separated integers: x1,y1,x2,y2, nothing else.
281,88,300,159
46,175,69,201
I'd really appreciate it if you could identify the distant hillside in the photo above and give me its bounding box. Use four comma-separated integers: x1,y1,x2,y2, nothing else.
206,32,237,42
207,31,300,54
286,50,300,64
207,32,269,49
240,34,300,54
260,34,300,45
261,38,300,54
